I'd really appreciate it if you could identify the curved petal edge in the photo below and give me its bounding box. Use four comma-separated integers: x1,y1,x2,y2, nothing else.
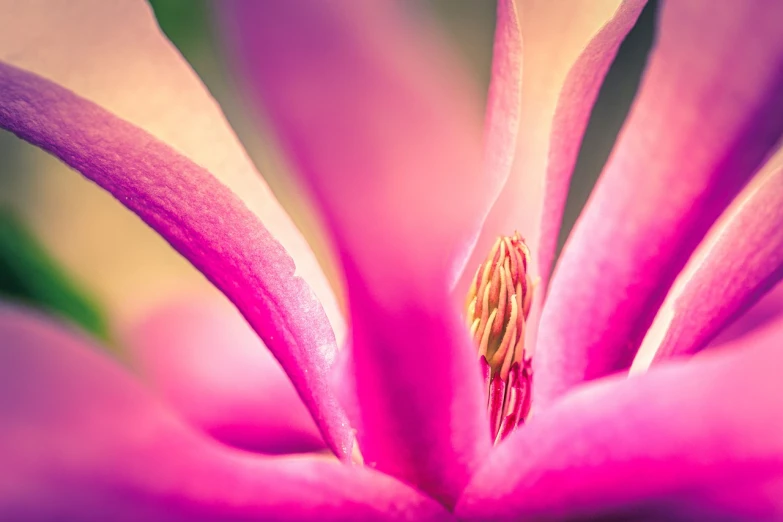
537,0,783,406
633,147,783,371
0,62,352,458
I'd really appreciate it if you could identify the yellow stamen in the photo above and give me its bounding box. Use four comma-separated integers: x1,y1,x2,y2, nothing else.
465,232,534,442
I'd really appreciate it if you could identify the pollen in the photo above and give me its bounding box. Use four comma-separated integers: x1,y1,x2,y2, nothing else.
466,232,533,443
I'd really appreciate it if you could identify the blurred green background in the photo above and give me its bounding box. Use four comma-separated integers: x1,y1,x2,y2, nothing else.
0,0,656,347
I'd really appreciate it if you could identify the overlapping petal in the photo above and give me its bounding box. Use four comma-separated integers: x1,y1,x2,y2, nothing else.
709,282,783,348
455,0,522,294
0,303,450,522
0,0,343,335
537,0,783,406
125,298,325,455
632,146,783,371
219,1,493,504
0,63,351,458
462,0,647,298
457,317,783,521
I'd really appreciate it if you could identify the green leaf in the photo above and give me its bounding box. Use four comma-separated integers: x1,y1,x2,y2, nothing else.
0,209,111,342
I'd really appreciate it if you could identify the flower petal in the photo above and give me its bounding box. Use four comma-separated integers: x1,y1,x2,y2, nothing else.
537,0,783,406
454,0,522,293
0,303,450,522
709,281,783,348
124,298,325,455
0,63,352,458
457,316,783,521
219,1,492,505
632,145,783,372
0,0,344,336
461,0,648,298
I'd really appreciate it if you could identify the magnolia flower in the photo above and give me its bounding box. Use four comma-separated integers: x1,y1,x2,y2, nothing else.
1,0,783,520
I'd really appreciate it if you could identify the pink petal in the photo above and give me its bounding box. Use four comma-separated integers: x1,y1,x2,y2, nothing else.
219,1,493,505
0,303,450,522
709,281,783,347
124,298,325,455
457,316,783,521
0,0,344,335
537,0,783,406
460,0,647,298
0,63,352,458
632,147,783,371
453,0,523,293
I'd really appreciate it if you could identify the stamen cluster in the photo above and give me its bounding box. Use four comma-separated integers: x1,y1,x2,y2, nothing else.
466,232,533,443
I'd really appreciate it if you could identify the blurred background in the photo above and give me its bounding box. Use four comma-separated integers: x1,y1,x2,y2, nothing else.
0,0,656,352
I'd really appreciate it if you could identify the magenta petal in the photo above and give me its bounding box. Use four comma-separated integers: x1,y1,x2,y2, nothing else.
125,298,325,455
481,0,523,218
0,303,449,522
457,317,783,521
462,0,647,297
219,1,492,505
537,0,783,406
335,272,488,506
709,281,783,348
637,151,783,367
0,62,352,458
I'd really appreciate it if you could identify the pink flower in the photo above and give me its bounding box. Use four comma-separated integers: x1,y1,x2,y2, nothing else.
1,0,783,520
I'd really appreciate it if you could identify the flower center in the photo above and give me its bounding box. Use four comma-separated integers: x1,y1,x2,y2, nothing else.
465,232,533,443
